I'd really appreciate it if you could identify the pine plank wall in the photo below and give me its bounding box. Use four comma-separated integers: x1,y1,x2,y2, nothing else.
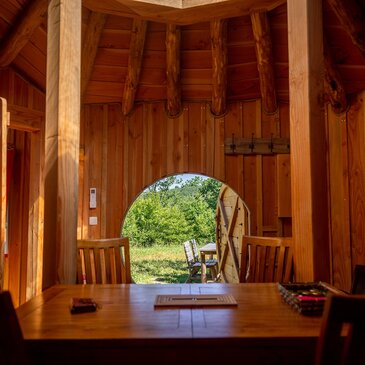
1,68,365,303
79,100,291,242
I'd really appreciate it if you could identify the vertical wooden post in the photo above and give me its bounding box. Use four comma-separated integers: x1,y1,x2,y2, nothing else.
43,0,81,287
0,98,7,291
287,0,330,281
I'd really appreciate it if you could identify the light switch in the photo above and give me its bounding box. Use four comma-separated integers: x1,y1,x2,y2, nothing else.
90,188,97,209
89,216,98,225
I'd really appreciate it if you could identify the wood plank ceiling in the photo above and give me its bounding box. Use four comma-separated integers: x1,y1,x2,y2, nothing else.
0,0,365,116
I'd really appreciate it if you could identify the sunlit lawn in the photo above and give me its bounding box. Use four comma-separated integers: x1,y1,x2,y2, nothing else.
130,244,189,284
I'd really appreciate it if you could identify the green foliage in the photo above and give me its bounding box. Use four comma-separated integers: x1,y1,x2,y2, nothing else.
122,193,189,246
122,175,222,247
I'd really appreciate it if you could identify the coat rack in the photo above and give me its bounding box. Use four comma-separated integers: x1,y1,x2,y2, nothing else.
225,133,290,155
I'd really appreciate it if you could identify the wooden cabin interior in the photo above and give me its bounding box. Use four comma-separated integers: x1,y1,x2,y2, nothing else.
0,0,365,307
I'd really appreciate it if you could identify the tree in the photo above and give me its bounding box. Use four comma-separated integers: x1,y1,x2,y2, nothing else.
122,175,222,246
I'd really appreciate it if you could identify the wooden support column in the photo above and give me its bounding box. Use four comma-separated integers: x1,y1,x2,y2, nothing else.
210,19,227,116
44,0,81,287
287,0,330,282
166,24,181,118
122,19,147,117
251,10,277,114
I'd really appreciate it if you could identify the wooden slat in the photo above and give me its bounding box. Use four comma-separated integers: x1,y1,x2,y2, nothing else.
0,0,47,67
347,93,365,286
240,235,293,283
277,154,291,217
77,238,132,284
210,19,227,116
327,105,351,292
81,11,107,98
0,98,7,291
251,10,277,113
122,19,147,116
287,0,330,281
166,24,181,117
43,0,81,287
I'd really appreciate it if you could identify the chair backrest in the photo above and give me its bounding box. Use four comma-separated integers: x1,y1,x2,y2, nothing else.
315,294,365,365
77,237,132,284
183,241,195,267
0,291,29,365
190,239,199,262
240,235,293,283
351,264,365,294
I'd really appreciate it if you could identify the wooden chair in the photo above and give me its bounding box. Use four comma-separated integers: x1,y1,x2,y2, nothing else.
77,237,132,284
315,294,365,365
239,235,293,283
191,239,200,262
183,241,217,283
0,291,30,365
183,240,201,282
351,264,365,294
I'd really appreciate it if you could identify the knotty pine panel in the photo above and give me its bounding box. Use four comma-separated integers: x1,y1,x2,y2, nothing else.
327,106,351,292
224,103,244,197
106,104,125,237
347,93,365,276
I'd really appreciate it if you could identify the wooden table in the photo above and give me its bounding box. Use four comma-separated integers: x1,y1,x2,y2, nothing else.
199,242,217,283
17,283,323,365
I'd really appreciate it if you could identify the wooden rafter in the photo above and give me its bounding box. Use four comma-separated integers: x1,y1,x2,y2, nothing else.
251,10,277,114
0,0,47,67
327,0,365,58
81,11,107,98
165,24,181,118
122,19,147,116
323,39,347,114
210,19,227,116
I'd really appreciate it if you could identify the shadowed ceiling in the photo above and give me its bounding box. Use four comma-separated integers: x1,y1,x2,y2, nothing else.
0,0,365,115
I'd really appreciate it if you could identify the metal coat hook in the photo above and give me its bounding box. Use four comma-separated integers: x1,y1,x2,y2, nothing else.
249,133,255,152
230,133,236,154
268,133,274,153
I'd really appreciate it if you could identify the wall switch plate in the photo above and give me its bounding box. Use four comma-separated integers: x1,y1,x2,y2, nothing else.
89,188,97,209
89,216,98,225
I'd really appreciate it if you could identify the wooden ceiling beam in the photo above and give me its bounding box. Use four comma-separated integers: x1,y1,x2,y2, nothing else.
323,39,347,114
251,10,277,114
210,19,227,116
122,19,147,116
83,0,286,25
81,11,107,98
166,24,181,118
327,0,365,58
0,0,47,67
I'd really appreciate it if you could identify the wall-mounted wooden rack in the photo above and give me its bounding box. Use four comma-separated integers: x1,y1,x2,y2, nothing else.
225,134,290,155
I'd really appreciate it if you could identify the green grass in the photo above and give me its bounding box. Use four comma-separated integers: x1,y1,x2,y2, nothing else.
130,244,189,284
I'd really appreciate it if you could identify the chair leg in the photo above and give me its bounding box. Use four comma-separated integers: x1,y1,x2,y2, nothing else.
209,265,218,281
